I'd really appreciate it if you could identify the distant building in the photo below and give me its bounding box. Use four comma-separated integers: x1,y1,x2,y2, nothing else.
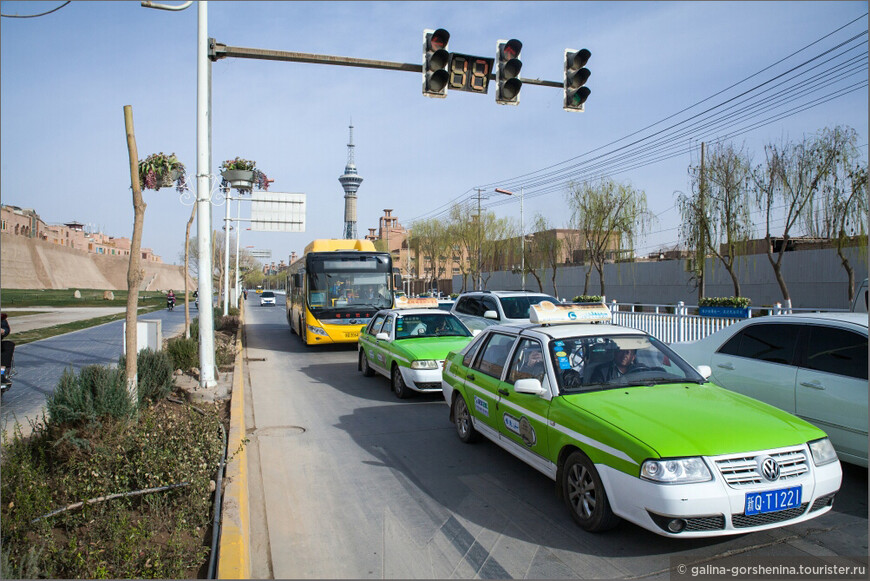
1,204,163,262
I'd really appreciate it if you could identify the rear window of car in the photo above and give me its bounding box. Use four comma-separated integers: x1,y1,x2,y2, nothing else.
500,295,559,319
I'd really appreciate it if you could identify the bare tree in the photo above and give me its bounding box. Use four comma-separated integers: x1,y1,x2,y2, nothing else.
122,105,143,409
566,178,652,296
408,217,452,290
753,128,849,305
528,215,563,298
678,142,754,297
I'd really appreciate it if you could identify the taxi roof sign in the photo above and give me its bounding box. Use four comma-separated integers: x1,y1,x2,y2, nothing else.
529,301,611,324
394,296,439,309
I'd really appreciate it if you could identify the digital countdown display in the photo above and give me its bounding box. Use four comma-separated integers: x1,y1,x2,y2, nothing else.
448,53,494,93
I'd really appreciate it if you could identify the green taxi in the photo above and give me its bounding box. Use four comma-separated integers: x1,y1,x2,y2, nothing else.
441,302,842,537
358,298,477,399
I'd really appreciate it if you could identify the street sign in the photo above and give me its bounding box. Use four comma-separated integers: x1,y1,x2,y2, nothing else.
250,192,306,232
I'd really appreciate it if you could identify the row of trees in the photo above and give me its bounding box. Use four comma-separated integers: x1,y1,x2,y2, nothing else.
678,125,867,303
407,124,866,304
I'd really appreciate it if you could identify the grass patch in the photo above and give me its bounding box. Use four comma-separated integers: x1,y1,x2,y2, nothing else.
12,304,166,346
1,289,168,308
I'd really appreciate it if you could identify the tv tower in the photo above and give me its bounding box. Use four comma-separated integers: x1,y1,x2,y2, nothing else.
338,122,363,239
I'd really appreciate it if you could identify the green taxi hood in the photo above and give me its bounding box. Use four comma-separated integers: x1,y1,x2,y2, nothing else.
561,383,825,458
395,336,473,360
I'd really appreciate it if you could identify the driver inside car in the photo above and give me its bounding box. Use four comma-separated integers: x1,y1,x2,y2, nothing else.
590,348,639,383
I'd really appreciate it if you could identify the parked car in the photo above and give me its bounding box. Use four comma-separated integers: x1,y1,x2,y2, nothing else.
851,278,867,313
260,291,276,306
672,313,867,467
451,290,560,325
441,301,842,537
358,298,477,399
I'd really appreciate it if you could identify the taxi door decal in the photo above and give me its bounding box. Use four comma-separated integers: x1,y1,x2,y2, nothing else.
474,395,490,417
503,413,537,447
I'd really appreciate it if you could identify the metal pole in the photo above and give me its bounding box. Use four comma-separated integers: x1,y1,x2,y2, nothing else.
235,194,241,306
223,187,231,316
197,0,216,388
521,186,525,291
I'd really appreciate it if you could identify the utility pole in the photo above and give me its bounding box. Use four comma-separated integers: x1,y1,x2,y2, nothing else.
698,141,706,302
474,188,485,290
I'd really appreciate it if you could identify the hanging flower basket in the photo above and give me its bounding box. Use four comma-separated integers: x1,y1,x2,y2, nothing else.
138,152,186,191
220,169,255,190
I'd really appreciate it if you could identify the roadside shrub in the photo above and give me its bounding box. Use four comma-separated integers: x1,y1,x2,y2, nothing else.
217,315,240,334
166,336,198,371
118,348,174,403
46,365,132,427
572,295,603,303
698,296,751,308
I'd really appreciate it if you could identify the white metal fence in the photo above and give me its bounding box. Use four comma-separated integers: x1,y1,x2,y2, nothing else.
607,301,848,343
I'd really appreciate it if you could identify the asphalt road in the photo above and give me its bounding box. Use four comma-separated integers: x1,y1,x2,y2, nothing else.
1,306,189,438
243,294,868,579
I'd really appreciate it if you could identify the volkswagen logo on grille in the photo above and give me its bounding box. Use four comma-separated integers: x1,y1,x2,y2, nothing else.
759,456,781,482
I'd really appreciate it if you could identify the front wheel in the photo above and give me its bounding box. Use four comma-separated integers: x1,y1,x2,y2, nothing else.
360,350,375,377
561,451,620,532
391,365,412,399
451,394,479,443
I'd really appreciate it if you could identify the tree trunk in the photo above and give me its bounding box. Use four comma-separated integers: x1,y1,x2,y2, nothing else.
765,235,790,302
837,242,856,302
583,265,592,296
528,270,543,292
726,262,742,298
551,267,559,300
597,262,606,296
184,205,196,339
123,105,144,411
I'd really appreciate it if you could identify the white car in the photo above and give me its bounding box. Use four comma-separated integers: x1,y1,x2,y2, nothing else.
260,291,276,306
672,313,868,467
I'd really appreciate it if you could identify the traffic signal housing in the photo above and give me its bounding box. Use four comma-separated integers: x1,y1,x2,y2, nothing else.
564,48,591,112
423,28,451,98
495,39,523,105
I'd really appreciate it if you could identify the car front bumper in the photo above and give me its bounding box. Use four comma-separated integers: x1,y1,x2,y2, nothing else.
599,451,842,538
399,365,444,393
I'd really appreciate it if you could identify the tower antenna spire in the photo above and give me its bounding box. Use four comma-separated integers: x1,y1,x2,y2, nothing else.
339,120,363,239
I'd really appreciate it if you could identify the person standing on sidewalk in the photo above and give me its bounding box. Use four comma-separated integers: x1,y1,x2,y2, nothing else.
1,313,15,389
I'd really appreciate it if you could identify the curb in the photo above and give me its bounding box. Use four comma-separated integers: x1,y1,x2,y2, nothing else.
218,300,251,578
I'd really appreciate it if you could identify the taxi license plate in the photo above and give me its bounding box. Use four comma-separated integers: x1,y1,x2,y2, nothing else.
744,486,801,516
345,332,358,338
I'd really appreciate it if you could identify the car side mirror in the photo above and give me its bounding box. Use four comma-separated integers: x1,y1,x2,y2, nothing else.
696,365,712,380
376,332,390,341
514,378,546,396
483,310,498,320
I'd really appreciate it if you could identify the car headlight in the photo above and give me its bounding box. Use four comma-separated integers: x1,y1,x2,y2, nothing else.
411,360,439,370
641,457,712,484
307,325,329,337
808,437,838,466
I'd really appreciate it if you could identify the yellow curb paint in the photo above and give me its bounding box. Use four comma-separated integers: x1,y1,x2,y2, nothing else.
218,299,251,579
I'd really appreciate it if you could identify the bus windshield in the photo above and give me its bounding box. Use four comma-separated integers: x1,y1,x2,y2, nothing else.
306,254,392,311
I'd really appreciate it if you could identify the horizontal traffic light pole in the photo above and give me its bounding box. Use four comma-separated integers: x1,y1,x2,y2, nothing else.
209,40,562,88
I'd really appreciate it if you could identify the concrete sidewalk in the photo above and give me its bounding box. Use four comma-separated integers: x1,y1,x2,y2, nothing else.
3,307,129,333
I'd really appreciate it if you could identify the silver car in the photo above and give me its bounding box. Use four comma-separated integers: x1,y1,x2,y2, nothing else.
672,313,868,467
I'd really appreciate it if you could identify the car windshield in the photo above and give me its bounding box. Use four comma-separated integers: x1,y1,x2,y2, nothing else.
500,295,560,319
549,333,705,394
262,292,275,298
395,313,472,339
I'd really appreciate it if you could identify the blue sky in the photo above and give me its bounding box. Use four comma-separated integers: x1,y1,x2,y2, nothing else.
1,1,867,267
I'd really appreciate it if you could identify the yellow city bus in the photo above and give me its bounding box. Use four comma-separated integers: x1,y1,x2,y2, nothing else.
286,239,397,346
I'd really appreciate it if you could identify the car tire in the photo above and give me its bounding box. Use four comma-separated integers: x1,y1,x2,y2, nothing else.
360,350,375,377
561,450,620,532
452,393,479,443
391,365,413,399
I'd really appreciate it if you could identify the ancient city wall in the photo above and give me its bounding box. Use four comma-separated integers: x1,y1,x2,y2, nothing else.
1,233,193,291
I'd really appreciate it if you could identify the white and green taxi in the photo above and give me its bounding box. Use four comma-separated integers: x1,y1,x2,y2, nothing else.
441,302,842,537
359,297,477,399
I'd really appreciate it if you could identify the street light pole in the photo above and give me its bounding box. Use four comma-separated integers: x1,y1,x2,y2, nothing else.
223,186,232,316
141,0,216,389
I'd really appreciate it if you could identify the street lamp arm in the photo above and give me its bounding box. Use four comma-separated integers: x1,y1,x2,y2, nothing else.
141,1,194,11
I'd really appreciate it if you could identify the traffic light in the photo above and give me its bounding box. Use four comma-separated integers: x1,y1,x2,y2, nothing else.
423,28,450,98
495,39,522,105
564,48,591,112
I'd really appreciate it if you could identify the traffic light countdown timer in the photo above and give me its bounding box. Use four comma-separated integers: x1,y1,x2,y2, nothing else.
564,48,591,112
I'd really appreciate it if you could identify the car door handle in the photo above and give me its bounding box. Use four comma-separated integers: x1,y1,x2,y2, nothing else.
800,380,825,390
467,373,475,381
498,388,510,397
717,363,735,370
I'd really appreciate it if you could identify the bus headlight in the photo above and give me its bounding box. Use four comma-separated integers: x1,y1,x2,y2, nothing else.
307,325,329,337
411,360,439,370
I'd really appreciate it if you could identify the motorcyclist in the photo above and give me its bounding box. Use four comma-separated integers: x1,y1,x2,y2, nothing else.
167,290,176,311
1,313,14,392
